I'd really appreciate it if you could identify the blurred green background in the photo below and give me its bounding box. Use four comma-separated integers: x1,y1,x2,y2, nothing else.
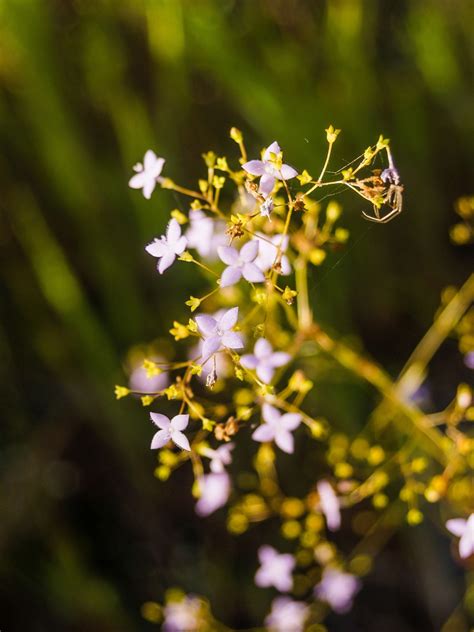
1,1,473,630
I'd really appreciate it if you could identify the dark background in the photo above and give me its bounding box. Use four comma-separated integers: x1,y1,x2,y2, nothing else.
0,1,473,630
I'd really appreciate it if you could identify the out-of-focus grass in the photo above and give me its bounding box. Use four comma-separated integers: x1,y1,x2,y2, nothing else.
0,1,472,629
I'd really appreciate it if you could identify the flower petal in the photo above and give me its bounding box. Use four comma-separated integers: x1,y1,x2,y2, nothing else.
279,164,298,180
252,423,275,442
259,173,276,197
269,352,291,367
173,235,187,255
142,178,156,200
145,239,167,258
150,413,170,429
171,414,189,431
202,336,222,359
262,403,281,425
151,429,171,449
166,218,181,244
220,266,242,288
242,262,265,284
446,519,467,537
254,338,272,358
459,533,474,559
256,364,274,384
128,172,147,189
263,141,281,160
240,240,259,263
221,331,244,349
280,413,301,431
218,246,239,266
195,314,217,336
158,252,176,274
240,354,258,370
144,149,158,171
275,430,294,454
218,306,239,330
172,430,191,451
150,156,165,178
258,545,277,564
242,159,265,176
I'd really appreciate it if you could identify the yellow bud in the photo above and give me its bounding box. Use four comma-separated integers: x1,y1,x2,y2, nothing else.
334,227,349,243
141,395,154,406
282,286,297,304
160,177,174,189
410,457,428,473
170,209,187,224
202,418,215,431
143,359,162,378
141,602,162,624
178,251,193,262
202,151,216,168
406,508,423,525
372,493,388,509
164,384,180,400
326,201,341,222
281,498,305,518
170,321,190,340
159,450,179,466
187,318,198,333
309,248,326,265
367,445,385,466
227,511,248,534
185,296,201,312
114,385,130,400
190,364,202,376
198,179,208,194
297,169,312,185
234,366,244,381
456,383,472,409
234,388,254,405
230,127,243,143
154,465,170,481
309,419,326,439
335,462,353,478
376,135,390,150
216,156,229,171
281,520,302,539
325,124,341,144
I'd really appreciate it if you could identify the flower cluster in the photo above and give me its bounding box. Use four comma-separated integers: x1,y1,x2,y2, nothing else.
119,128,474,630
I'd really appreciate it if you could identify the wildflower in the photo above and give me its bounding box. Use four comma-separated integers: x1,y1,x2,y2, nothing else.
317,480,341,531
185,209,226,261
163,596,202,631
195,472,231,516
150,413,191,451
202,443,235,473
129,149,165,199
243,141,298,198
145,219,187,274
254,232,291,275
264,597,309,632
446,514,474,559
129,357,169,393
260,196,274,219
315,568,361,613
255,545,295,592
381,167,400,185
252,404,301,454
195,307,244,359
217,241,265,287
241,338,291,384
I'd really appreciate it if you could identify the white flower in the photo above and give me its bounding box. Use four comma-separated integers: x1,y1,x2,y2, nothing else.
317,480,341,532
243,141,298,199
255,545,295,592
195,307,244,360
254,232,291,275
202,443,235,473
240,338,290,384
217,241,265,288
150,413,190,451
195,472,231,516
129,149,165,199
145,219,187,274
185,209,227,260
260,196,274,219
252,404,301,454
446,514,474,559
163,596,202,631
265,597,309,632
315,568,361,614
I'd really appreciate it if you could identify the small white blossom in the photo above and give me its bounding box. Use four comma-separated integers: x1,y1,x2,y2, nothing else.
202,443,235,473
150,413,190,451
255,545,295,592
315,568,361,614
195,307,244,360
195,472,231,516
446,514,474,559
243,141,298,198
254,232,292,275
185,209,227,260
317,480,341,532
163,596,202,631
217,241,265,288
265,597,309,632
240,338,290,384
260,196,274,219
145,219,187,274
129,149,165,199
252,404,301,454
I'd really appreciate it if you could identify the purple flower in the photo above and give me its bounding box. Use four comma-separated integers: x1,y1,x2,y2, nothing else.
317,480,341,532
196,472,231,516
163,596,201,631
129,149,165,199
202,443,235,473
150,413,190,451
243,141,298,198
185,209,227,261
252,404,301,454
265,597,309,632
255,545,295,592
446,514,474,559
241,338,291,384
254,232,292,275
315,568,361,614
217,241,265,288
145,219,187,274
129,356,169,393
381,167,400,185
195,307,244,360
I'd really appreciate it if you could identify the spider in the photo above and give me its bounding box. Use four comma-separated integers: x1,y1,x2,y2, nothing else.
362,182,404,224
